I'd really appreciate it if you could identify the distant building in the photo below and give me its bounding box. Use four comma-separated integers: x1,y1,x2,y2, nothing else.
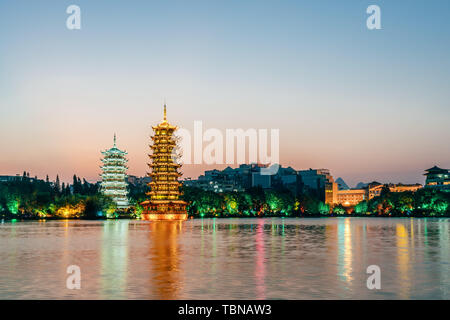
193,164,248,191
184,163,303,193
0,174,43,183
252,172,271,189
366,182,383,199
325,179,338,205
298,169,333,191
299,169,335,202
337,189,366,206
183,164,426,203
424,166,450,190
361,182,421,201
0,175,22,182
332,181,422,207
389,183,422,193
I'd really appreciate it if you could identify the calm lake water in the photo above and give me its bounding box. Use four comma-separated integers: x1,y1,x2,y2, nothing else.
0,218,449,299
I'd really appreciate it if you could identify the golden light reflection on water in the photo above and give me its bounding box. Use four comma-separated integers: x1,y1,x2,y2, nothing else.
147,221,183,300
337,218,353,285
396,223,410,299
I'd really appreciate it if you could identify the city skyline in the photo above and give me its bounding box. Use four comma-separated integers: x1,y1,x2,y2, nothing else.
1,1,449,187
2,154,445,190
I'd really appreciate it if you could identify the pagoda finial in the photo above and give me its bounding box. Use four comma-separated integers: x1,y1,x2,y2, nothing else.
114,133,116,147
163,104,167,121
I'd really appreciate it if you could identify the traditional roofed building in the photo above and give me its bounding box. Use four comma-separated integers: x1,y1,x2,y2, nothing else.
141,105,187,220
100,134,129,209
424,165,450,190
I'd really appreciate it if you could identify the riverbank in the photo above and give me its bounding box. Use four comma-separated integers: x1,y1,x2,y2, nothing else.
2,180,449,221
2,212,449,222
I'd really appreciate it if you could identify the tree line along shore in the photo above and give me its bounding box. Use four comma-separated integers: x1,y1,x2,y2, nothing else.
1,175,449,220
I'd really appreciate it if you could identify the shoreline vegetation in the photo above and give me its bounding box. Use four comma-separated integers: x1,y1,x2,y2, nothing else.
1,175,449,221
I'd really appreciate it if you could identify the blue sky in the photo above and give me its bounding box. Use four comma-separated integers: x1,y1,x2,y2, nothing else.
0,0,449,186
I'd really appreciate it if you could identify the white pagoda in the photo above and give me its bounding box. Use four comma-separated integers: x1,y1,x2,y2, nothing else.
100,134,129,209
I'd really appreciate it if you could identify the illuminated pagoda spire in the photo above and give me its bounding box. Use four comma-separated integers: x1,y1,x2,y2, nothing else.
100,134,129,209
141,104,187,220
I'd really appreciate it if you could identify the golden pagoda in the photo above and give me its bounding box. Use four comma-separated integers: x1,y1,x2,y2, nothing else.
141,104,188,220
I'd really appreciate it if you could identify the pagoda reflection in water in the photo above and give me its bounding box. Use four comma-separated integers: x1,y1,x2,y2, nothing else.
147,221,184,299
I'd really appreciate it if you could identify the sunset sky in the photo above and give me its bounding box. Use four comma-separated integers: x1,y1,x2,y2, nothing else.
1,0,449,187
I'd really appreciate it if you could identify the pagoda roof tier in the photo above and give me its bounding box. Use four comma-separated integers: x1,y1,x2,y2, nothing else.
149,145,177,150
101,152,128,157
101,174,127,180
150,171,181,175
148,163,181,167
151,136,177,141
101,147,128,155
149,138,176,143
102,185,128,188
150,142,176,147
149,181,181,185
101,158,128,163
149,160,180,164
101,174,127,178
101,163,128,168
101,184,128,188
150,136,177,141
100,167,128,174
147,189,181,193
101,172,128,175
100,171,128,175
424,166,449,174
100,175,128,179
150,176,181,179
149,152,177,157
101,165,128,169
141,200,187,205
149,159,179,164
103,191,128,194
147,193,181,197
150,149,177,153
152,123,177,130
